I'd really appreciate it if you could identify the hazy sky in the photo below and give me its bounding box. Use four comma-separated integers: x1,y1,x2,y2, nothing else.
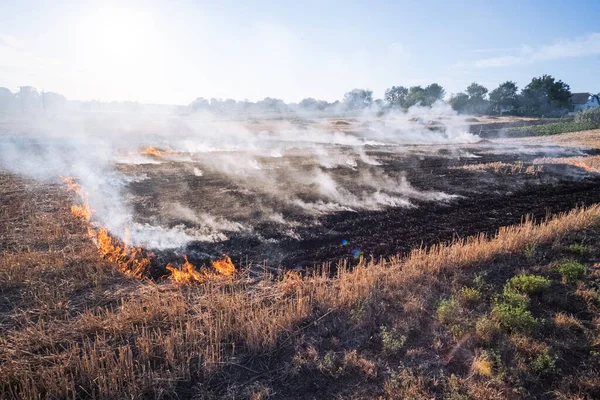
0,0,599,104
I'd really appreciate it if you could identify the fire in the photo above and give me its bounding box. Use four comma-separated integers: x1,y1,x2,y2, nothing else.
97,228,151,278
166,255,236,284
568,161,598,173
63,176,235,283
140,146,175,157
63,176,150,278
71,204,92,222
212,255,236,277
166,256,207,284
62,176,83,195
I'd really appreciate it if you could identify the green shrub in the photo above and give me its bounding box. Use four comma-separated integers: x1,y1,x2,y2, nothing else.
437,298,459,324
475,317,500,342
569,242,590,255
380,326,407,355
558,260,587,284
504,121,600,137
457,286,481,306
492,301,539,333
492,291,538,333
532,348,557,376
575,107,600,123
505,274,551,296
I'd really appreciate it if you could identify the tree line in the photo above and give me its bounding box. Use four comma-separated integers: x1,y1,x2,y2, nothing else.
0,75,593,117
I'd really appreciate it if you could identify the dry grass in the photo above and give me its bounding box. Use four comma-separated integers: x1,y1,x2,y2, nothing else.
2,171,600,398
499,128,600,149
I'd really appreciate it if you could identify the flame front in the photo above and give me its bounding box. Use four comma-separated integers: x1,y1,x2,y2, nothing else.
212,255,236,277
63,176,235,283
141,146,175,157
96,228,151,277
71,204,92,222
166,256,206,283
64,176,151,278
569,161,598,173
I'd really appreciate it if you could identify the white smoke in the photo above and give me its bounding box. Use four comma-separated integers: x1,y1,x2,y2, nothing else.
0,102,474,250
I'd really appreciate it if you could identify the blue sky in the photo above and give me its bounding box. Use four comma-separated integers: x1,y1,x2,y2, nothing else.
0,0,598,104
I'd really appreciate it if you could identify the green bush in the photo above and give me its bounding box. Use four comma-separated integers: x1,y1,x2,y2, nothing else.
575,107,600,123
569,242,590,255
532,348,557,376
492,288,539,333
437,298,459,324
504,121,600,137
557,260,587,284
492,300,539,333
457,286,481,306
380,326,407,355
505,274,551,296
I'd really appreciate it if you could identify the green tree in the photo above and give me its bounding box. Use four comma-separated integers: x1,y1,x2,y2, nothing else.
489,81,519,113
405,86,426,108
465,82,490,114
448,92,469,113
384,86,408,108
343,89,373,109
466,82,488,101
521,75,571,116
423,83,446,106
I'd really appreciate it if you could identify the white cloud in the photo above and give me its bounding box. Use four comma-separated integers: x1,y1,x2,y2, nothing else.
472,33,600,68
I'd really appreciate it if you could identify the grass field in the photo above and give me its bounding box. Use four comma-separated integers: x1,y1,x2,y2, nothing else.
2,127,600,399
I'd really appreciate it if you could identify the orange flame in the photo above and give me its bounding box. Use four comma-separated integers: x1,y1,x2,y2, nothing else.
97,228,151,278
166,255,236,284
63,176,236,283
166,256,207,284
63,176,150,278
141,146,175,157
568,161,598,173
70,204,92,222
212,255,236,277
62,176,83,195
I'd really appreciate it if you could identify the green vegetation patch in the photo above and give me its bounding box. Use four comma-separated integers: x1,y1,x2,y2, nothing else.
504,121,600,137
505,274,551,296
557,260,587,284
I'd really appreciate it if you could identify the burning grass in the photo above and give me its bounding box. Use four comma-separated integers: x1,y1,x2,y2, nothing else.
62,176,237,282
140,146,176,157
3,171,600,398
533,155,600,173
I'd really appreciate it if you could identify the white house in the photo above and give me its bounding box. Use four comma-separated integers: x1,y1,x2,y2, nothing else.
571,92,600,112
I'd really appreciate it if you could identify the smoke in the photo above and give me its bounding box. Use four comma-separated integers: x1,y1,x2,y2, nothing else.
0,102,476,250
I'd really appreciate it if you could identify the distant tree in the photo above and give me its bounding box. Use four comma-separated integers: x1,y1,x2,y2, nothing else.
489,81,519,114
423,83,445,106
405,86,426,108
315,100,330,111
465,82,490,114
521,75,571,116
299,97,318,109
384,86,408,108
343,89,373,109
448,92,469,113
466,82,488,101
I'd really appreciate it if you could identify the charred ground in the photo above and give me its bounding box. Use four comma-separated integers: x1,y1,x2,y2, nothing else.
116,141,600,275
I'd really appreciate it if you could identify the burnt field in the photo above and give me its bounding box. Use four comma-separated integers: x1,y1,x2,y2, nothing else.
115,141,600,274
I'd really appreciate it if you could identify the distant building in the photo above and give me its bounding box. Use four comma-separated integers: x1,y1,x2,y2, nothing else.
570,92,600,112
